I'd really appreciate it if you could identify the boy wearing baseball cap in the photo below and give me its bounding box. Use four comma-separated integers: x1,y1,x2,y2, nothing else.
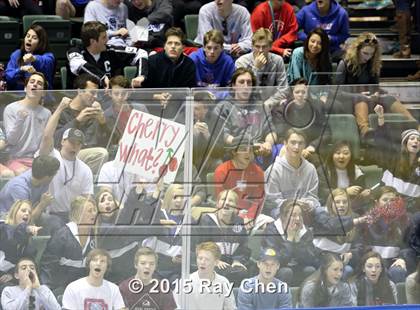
237,248,292,309
37,98,94,233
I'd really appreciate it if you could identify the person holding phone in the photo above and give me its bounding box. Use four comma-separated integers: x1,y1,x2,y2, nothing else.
1,257,60,310
53,73,109,174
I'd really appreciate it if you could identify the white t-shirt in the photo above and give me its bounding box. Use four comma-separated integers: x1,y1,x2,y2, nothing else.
336,165,364,189
48,149,93,213
62,277,125,310
97,160,137,205
174,271,236,310
336,169,350,189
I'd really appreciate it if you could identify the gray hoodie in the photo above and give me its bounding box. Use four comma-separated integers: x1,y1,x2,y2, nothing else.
265,155,320,217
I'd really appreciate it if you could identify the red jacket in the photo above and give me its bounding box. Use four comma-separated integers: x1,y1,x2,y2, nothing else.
214,160,265,220
251,1,298,55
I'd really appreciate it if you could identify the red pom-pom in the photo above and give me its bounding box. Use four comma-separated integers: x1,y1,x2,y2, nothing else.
366,197,407,224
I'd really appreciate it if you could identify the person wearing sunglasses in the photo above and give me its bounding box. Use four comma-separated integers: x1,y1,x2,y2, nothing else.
335,32,418,138
195,0,252,57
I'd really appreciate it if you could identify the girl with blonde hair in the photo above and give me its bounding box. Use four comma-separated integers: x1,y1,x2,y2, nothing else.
336,32,417,137
343,32,382,80
0,200,38,290
313,189,367,279
5,200,33,225
5,199,43,236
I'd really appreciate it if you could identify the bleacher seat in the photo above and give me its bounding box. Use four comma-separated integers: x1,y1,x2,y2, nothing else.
123,66,137,83
184,15,199,42
0,18,20,63
0,16,17,21
23,15,63,33
31,235,51,265
327,114,361,159
33,20,71,44
368,113,413,129
69,17,84,38
31,19,72,69
368,113,418,147
359,165,383,188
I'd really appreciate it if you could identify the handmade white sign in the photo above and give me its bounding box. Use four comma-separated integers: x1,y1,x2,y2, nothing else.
115,110,186,183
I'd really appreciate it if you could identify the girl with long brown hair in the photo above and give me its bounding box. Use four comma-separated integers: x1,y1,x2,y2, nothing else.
299,252,354,307
288,27,332,85
350,250,397,305
5,24,55,90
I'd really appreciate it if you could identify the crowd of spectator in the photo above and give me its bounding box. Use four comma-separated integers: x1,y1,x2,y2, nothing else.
0,0,419,309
